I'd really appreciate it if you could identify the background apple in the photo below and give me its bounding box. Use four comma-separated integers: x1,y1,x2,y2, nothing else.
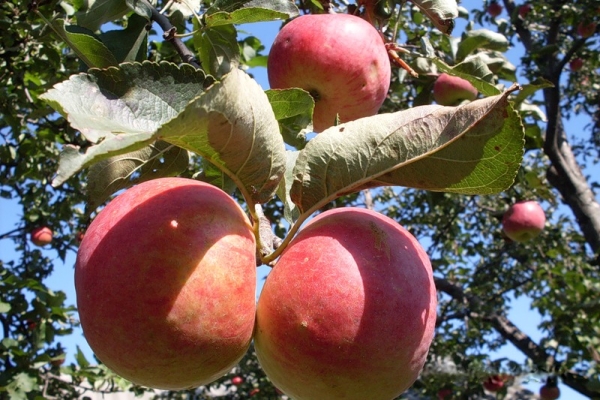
30,226,52,247
518,4,532,18
267,14,391,132
540,376,561,399
577,21,597,38
487,1,503,17
437,387,453,399
433,73,478,106
231,376,244,386
483,375,504,392
502,200,546,242
254,208,437,400
75,177,257,389
569,58,584,72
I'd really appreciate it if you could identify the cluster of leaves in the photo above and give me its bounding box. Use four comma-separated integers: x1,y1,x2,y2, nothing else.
0,0,599,399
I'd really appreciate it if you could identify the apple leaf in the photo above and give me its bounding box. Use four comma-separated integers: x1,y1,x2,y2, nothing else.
193,24,240,78
99,13,149,63
432,59,501,97
75,0,130,31
40,61,212,186
205,0,299,27
86,141,189,212
158,68,286,205
456,29,510,62
196,158,238,195
291,87,523,216
276,150,301,223
266,88,314,149
408,0,458,34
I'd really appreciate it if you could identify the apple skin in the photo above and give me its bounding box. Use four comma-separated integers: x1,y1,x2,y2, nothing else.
577,22,597,38
231,376,244,386
518,4,532,18
487,2,503,17
433,73,478,106
255,207,437,400
483,375,504,392
31,226,53,247
540,384,560,400
437,388,453,399
569,58,584,72
75,177,256,390
268,14,391,133
502,200,546,242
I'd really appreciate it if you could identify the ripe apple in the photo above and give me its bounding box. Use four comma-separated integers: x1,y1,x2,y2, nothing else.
502,200,546,242
267,14,391,132
30,226,53,247
75,177,257,390
438,387,453,399
540,384,560,400
569,58,584,72
577,21,597,38
483,375,504,392
255,207,437,400
231,376,244,386
518,4,532,18
433,73,478,106
487,2,503,17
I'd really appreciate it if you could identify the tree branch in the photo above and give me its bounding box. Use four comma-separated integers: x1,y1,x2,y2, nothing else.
434,277,599,397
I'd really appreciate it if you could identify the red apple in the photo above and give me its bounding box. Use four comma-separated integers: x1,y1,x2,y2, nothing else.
255,208,437,400
433,73,478,106
487,2,503,17
268,14,391,133
249,388,260,397
577,21,597,38
483,375,504,392
569,58,584,72
518,4,532,18
438,387,453,399
31,226,53,247
231,376,244,386
540,384,560,400
75,177,257,389
502,200,546,242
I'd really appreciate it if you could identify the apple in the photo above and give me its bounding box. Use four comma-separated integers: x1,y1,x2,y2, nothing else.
437,387,453,399
75,177,257,390
540,384,560,400
30,226,53,247
487,2,503,17
249,388,260,397
518,4,532,18
255,207,437,400
231,376,244,386
483,375,504,392
502,200,546,242
433,73,478,106
577,21,597,38
569,58,584,72
267,14,391,133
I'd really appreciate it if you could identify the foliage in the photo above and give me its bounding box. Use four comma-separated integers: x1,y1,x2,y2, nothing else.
0,0,598,398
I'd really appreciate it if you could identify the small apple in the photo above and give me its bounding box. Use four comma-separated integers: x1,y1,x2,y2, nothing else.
268,14,391,132
76,177,257,390
433,73,478,106
255,207,437,400
540,376,560,400
487,1,503,17
577,21,596,38
231,376,244,386
438,387,453,399
249,388,260,397
569,58,584,72
76,230,85,243
518,4,532,18
502,200,546,242
30,226,53,247
483,375,504,392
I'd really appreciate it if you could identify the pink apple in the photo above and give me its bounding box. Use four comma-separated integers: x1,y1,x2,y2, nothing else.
268,14,391,133
433,73,478,106
255,208,437,400
231,376,244,386
31,226,53,247
502,200,546,242
75,177,257,389
487,2,503,17
577,21,596,38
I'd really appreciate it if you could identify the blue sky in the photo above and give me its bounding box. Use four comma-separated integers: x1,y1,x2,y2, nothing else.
1,2,597,398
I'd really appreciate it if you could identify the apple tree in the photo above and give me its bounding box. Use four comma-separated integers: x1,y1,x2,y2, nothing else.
0,0,598,399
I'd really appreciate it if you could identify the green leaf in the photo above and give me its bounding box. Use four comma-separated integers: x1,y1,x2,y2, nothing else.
75,346,90,368
100,13,149,63
0,301,11,313
40,61,211,185
513,78,554,106
158,68,286,205
409,0,458,34
291,88,523,215
266,88,314,149
86,141,190,212
76,0,130,31
456,29,510,62
194,24,240,78
276,150,301,223
205,0,299,26
61,22,118,68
